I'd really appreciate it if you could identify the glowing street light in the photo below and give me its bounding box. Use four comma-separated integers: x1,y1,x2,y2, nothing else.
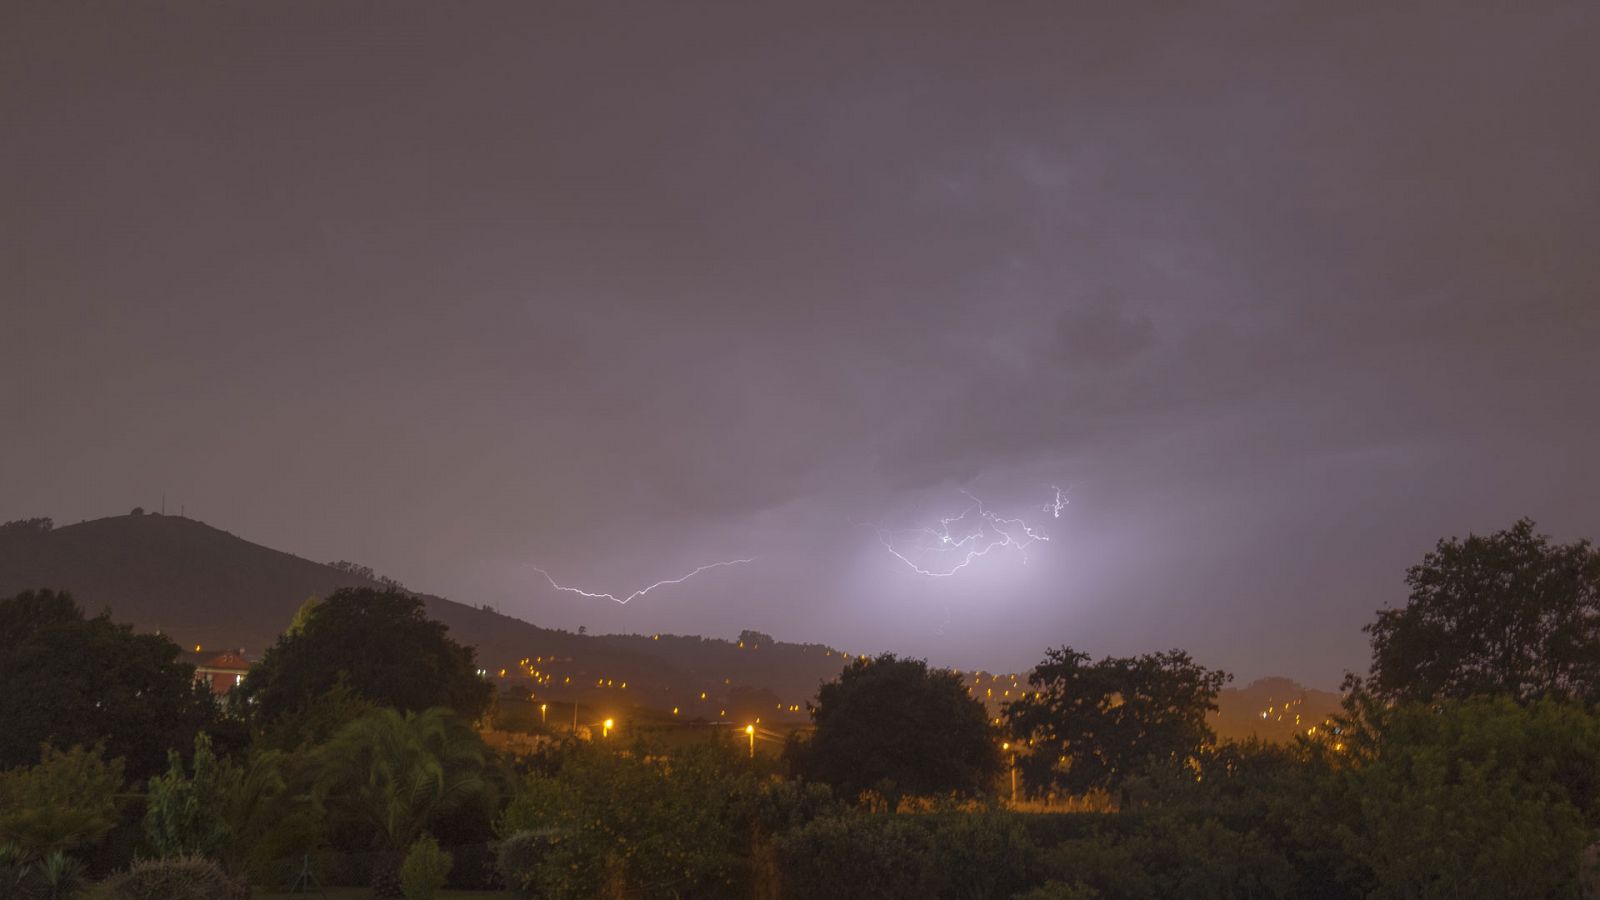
745,724,755,758
539,703,547,724
1002,742,1017,804
603,718,614,738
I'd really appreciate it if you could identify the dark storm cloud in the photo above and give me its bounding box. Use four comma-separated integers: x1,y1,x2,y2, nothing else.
3,2,1598,685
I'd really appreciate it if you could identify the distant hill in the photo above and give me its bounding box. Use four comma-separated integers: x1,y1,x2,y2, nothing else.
1213,676,1345,743
0,513,848,721
0,513,1339,737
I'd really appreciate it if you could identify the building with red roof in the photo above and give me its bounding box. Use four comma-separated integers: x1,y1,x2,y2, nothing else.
195,651,250,695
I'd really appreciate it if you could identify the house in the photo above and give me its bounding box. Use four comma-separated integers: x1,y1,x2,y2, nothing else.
195,650,251,695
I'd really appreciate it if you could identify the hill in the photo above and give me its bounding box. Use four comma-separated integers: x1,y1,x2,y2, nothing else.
0,513,1338,737
1212,676,1345,743
0,513,847,721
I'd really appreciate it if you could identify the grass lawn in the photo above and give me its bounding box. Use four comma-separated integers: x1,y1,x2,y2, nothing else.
254,883,512,890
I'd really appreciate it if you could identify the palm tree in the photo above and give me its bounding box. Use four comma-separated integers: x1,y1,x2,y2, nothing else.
314,707,490,853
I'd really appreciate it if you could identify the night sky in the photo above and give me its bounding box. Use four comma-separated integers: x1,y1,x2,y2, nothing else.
5,3,1598,687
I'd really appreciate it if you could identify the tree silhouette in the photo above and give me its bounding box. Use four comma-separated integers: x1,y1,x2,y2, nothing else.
0,589,218,778
1004,647,1229,802
1364,519,1600,704
790,654,1000,803
238,588,492,725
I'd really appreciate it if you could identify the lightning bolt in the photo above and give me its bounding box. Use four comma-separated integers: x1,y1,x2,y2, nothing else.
875,490,1055,578
527,558,755,605
1045,485,1068,518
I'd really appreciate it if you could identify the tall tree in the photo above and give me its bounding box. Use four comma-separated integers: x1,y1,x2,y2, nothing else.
789,655,1001,802
0,589,218,778
1364,519,1600,704
1003,647,1229,802
238,588,492,725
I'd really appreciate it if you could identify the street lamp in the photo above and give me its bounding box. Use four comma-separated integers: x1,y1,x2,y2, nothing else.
1002,742,1016,805
745,724,755,759
603,718,614,739
539,703,547,725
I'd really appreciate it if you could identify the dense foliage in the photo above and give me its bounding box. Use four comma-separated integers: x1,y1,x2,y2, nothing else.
5,517,1600,898
314,708,494,855
0,591,219,779
789,655,1002,802
238,588,492,724
398,835,452,900
0,745,124,858
1004,647,1230,800
1365,518,1600,704
497,740,761,900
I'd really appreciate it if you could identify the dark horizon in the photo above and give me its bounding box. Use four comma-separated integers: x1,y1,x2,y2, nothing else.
5,2,1599,689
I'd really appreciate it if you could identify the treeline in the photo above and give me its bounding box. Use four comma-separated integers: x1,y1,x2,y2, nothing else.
1,518,1598,899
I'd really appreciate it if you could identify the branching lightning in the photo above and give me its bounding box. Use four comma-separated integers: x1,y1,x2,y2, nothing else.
527,558,755,605
875,489,1062,578
1045,485,1068,518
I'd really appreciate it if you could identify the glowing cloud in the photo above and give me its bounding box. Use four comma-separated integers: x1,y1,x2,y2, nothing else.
875,489,1061,578
527,558,755,605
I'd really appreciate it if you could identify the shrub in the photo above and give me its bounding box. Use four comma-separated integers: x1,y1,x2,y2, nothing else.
35,852,87,900
1013,882,1099,900
733,779,841,835
927,812,1039,900
1041,816,1297,900
143,734,239,861
0,745,124,857
97,855,244,900
496,742,748,900
399,836,452,900
0,845,30,900
775,813,934,900
494,830,555,897
0,845,90,900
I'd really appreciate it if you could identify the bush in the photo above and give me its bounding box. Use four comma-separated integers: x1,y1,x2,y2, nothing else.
1327,696,1600,899
97,855,244,900
1041,816,1297,900
0,844,92,900
0,845,31,900
496,742,749,900
441,841,496,890
928,812,1039,900
1013,882,1099,900
0,746,125,857
35,852,87,900
399,836,452,900
494,830,555,897
775,813,934,900
142,734,238,861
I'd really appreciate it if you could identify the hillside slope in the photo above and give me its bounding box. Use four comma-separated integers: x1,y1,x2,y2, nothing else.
0,514,1336,734
0,515,681,683
0,514,845,718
